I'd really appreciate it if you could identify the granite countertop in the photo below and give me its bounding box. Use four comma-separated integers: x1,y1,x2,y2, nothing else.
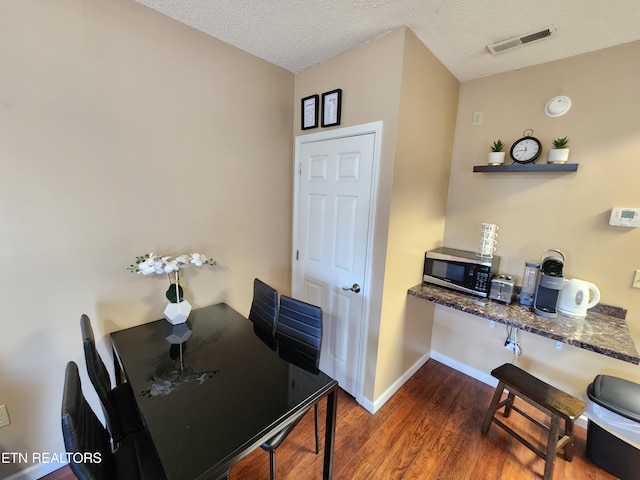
408,283,640,365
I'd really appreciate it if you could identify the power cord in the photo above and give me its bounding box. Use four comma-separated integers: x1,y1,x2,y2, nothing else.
504,326,522,363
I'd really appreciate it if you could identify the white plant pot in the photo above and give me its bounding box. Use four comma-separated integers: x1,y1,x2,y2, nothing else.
488,151,505,165
164,300,192,325
547,148,570,164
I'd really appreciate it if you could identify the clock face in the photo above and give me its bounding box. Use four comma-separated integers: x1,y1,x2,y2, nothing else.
510,137,542,163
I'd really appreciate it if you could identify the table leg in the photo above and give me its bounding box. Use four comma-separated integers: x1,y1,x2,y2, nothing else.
323,386,338,480
112,347,125,385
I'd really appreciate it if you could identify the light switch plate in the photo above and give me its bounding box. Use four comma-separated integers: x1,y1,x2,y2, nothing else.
0,405,10,428
633,270,640,289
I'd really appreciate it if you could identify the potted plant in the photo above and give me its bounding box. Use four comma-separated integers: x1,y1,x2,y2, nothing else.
128,252,217,325
547,136,570,164
488,139,505,165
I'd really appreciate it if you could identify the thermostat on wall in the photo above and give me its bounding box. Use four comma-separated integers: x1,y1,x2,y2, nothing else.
609,208,640,227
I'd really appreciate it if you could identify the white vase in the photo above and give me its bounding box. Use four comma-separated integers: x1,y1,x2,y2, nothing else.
164,300,192,325
547,148,570,164
488,151,505,165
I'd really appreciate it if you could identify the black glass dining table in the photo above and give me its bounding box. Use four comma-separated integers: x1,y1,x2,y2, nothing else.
111,303,338,480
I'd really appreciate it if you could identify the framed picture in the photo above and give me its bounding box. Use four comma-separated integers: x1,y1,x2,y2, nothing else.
321,89,342,127
301,94,319,130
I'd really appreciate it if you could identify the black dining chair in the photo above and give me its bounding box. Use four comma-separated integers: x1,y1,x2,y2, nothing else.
80,314,144,443
248,278,279,350
261,295,323,480
61,361,166,480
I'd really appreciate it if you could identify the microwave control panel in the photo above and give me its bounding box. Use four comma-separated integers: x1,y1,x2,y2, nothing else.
609,207,640,227
473,265,491,292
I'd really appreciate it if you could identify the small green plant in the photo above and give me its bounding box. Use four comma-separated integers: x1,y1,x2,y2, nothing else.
491,140,504,152
552,136,569,149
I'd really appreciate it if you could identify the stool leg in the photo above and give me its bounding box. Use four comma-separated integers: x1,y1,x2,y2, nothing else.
503,391,516,418
563,419,575,461
482,381,505,433
543,415,561,480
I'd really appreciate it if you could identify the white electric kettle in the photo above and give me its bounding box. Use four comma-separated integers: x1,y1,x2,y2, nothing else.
557,279,601,317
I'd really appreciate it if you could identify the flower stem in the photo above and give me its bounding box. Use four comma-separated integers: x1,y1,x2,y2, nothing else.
175,269,180,303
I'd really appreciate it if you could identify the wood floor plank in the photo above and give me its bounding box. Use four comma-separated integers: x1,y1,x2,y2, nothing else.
42,359,620,480
396,418,459,479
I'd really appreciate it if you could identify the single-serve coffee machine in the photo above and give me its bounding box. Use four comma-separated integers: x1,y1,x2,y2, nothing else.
533,249,565,318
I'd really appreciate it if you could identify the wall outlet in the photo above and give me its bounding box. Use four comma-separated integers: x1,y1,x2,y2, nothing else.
0,405,10,428
504,339,522,355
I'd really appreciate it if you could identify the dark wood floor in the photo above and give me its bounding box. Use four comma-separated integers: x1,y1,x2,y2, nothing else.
44,359,617,480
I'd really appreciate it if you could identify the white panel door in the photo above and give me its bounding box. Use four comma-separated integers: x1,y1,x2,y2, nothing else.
294,131,376,397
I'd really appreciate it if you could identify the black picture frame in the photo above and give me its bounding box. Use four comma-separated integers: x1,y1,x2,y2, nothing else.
301,94,319,130
321,89,342,127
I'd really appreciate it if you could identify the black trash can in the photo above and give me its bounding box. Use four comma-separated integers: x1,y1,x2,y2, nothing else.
586,374,640,480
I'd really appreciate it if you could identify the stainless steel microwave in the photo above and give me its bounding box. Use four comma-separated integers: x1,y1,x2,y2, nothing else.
423,247,501,297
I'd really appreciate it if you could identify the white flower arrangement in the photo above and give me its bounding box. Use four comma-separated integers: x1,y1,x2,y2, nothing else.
128,252,216,275
128,253,217,324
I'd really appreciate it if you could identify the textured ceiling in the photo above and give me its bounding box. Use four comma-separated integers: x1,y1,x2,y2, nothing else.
134,0,640,81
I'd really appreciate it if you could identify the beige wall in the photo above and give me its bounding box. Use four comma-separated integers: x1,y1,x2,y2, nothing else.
376,30,458,400
0,0,293,476
434,40,640,394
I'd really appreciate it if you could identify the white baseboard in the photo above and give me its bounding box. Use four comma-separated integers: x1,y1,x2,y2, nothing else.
4,461,66,480
429,351,498,388
357,396,375,413
361,351,431,414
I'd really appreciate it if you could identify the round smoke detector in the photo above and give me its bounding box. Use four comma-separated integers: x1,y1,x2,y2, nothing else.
545,96,572,117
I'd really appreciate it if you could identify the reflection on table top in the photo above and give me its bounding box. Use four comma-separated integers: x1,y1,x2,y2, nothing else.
409,283,639,365
111,303,337,480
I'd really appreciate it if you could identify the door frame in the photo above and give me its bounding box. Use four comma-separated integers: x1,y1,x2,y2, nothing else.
292,121,383,406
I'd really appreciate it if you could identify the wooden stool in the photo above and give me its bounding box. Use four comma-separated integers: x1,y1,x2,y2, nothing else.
481,363,586,480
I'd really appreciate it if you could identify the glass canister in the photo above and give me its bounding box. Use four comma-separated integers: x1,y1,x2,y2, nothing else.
519,261,540,306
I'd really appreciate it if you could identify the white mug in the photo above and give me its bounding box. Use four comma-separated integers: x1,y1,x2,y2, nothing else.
481,223,499,231
480,232,498,241
480,240,498,249
477,246,497,257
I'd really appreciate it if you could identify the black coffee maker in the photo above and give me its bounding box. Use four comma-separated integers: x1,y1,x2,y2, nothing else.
533,249,565,318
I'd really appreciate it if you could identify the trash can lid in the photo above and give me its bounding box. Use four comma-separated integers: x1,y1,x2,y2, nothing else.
587,374,640,423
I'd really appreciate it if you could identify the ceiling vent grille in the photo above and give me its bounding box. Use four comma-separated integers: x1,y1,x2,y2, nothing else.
487,25,557,54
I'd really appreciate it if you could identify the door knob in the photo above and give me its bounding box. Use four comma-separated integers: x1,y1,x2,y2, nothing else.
342,283,361,293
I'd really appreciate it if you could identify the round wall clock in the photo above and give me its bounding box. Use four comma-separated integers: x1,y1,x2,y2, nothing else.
510,129,542,164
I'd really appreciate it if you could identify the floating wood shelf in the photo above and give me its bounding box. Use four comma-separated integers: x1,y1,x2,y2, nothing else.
473,163,578,173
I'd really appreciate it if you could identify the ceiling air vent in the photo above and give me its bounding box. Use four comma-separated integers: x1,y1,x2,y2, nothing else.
487,25,557,54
